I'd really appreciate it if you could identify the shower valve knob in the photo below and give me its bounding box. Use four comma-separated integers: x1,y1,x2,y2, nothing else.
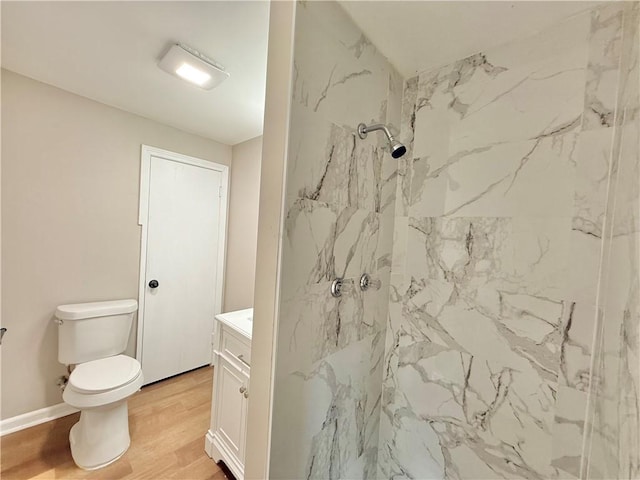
360,273,371,291
331,278,344,298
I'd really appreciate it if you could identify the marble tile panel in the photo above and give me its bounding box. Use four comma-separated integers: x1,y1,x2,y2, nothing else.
354,138,390,215
375,216,395,282
408,155,448,217
399,76,418,163
487,12,589,72
448,55,586,155
610,121,640,236
274,334,385,480
391,217,407,275
601,232,640,318
558,302,598,392
405,216,571,304
551,386,589,478
395,76,418,217
422,297,563,385
377,405,445,480
387,69,404,134
441,133,577,218
394,155,413,219
583,387,640,479
409,14,590,158
286,107,354,209
567,228,603,307
275,2,640,479
455,13,589,146
583,3,625,130
332,206,383,280
618,2,640,124
293,1,389,128
364,330,386,479
572,128,615,238
588,305,639,403
383,276,401,373
280,198,337,290
376,5,640,480
297,0,365,53
380,341,559,479
371,138,398,217
277,274,391,376
287,104,395,214
411,65,456,173
281,198,387,295
583,299,638,401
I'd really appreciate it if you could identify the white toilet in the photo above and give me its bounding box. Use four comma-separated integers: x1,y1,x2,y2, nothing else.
55,299,143,470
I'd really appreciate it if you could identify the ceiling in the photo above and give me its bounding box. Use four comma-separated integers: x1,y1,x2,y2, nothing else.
340,1,603,78
1,1,270,146
3,1,604,146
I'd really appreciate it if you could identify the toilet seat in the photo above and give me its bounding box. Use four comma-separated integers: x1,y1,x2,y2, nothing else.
63,356,144,410
69,355,141,393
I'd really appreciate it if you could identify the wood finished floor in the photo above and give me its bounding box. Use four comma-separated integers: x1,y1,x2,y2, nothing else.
0,366,231,480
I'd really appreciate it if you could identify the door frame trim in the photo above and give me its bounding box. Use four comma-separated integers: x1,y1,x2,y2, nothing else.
136,145,230,365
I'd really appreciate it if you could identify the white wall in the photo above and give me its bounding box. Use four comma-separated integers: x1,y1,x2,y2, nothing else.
224,136,262,312
1,69,232,420
245,2,295,478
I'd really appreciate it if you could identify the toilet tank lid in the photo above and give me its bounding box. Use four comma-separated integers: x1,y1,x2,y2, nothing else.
55,299,138,321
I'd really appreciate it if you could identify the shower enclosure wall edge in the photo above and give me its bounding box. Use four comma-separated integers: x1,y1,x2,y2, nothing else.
244,2,296,479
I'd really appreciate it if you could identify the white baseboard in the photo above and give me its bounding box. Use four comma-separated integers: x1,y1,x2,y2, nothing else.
205,430,218,461
209,430,244,480
1,402,78,436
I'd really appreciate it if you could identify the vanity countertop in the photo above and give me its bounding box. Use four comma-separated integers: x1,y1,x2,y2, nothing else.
215,308,253,339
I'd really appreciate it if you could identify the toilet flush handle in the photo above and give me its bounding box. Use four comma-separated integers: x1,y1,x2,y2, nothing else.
148,280,159,289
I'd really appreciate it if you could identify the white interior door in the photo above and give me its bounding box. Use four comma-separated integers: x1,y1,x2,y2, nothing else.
139,147,226,385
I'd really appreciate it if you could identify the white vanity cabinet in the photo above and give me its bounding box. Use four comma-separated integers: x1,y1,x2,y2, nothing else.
205,308,252,480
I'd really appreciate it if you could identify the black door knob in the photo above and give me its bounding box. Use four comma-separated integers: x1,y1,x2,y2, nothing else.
148,280,159,289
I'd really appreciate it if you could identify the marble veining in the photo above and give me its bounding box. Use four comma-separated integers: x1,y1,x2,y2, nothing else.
583,4,625,130
287,106,396,216
270,1,400,478
271,2,639,479
379,215,570,478
379,3,639,479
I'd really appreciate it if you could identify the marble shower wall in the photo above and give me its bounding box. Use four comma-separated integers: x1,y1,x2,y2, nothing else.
269,2,401,479
379,3,639,479
583,3,640,479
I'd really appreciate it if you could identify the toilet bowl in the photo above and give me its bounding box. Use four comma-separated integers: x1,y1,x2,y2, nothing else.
55,299,143,470
63,355,143,470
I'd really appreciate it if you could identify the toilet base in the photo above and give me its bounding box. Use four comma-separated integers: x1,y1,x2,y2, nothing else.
69,400,131,470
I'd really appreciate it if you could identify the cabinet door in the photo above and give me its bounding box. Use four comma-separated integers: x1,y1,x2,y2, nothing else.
215,356,248,460
238,372,249,464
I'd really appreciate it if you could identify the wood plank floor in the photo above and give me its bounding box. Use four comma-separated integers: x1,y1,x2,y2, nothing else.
1,366,231,480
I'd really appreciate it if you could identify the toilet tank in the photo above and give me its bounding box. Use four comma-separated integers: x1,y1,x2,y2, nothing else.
56,299,138,365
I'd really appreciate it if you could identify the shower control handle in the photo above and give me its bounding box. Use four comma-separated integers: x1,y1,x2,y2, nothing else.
148,280,159,289
359,273,381,292
360,273,371,291
331,278,344,298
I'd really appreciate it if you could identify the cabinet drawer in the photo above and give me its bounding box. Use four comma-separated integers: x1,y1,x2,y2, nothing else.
220,326,251,369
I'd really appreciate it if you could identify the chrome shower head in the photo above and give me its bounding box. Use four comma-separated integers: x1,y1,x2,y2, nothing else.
389,138,407,159
357,122,406,159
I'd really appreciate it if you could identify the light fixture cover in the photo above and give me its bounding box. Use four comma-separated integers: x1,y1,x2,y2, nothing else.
158,44,229,90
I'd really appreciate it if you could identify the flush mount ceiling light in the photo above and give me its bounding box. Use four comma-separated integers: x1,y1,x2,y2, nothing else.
158,43,229,90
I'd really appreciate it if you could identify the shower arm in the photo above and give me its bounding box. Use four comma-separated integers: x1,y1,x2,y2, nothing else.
358,123,394,140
